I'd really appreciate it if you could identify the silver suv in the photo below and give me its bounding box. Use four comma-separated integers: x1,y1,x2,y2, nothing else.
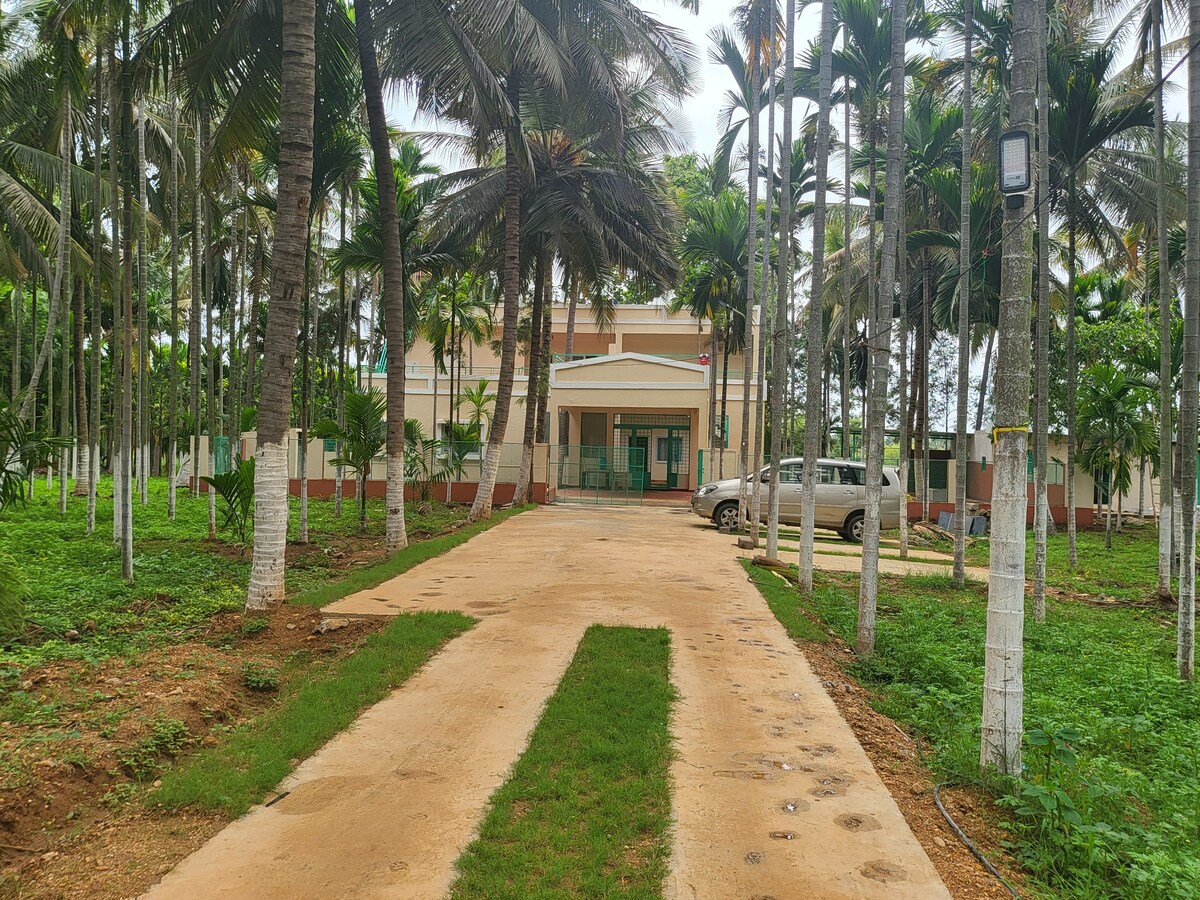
690,457,903,542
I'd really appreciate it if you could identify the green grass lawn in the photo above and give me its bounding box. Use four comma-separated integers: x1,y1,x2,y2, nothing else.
748,538,1200,899
450,626,675,900
0,477,471,667
154,610,473,816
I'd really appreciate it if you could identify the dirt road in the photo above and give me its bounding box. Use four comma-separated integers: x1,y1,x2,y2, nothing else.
144,506,949,899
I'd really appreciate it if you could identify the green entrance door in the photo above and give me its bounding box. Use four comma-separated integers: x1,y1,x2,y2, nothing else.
630,436,651,489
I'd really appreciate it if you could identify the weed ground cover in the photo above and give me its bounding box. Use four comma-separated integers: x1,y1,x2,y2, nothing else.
450,625,674,900
748,527,1200,898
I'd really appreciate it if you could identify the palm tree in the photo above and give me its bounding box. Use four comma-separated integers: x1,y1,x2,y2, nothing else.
856,0,907,657
953,0,974,588
355,0,408,552
1032,0,1052,621
797,0,835,593
245,0,317,613
981,0,1037,775
314,386,386,531
1076,363,1158,550
766,0,797,560
1180,0,1200,681
1047,43,1154,570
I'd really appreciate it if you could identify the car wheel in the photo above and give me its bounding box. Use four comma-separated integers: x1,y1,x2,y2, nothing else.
713,502,740,530
844,512,865,544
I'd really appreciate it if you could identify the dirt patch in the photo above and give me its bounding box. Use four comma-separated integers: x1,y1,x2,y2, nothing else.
0,605,383,898
795,628,1026,900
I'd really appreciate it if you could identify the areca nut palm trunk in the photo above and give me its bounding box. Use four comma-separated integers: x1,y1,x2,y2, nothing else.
19,85,70,425
190,114,203,501
1178,0,1200,680
245,0,317,612
953,0,974,588
110,50,124,542
1066,175,1078,571
897,182,910,559
1155,0,1175,602
471,72,523,523
981,0,1036,772
842,75,852,462
767,0,796,561
798,0,835,592
515,255,548,505
119,14,135,582
138,99,149,505
356,0,408,550
1033,0,1051,621
73,277,89,500
856,0,905,657
168,95,180,520
84,60,103,514
59,93,75,516
752,38,777,546
739,40,762,542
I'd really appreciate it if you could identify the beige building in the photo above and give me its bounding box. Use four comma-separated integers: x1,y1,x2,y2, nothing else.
384,302,762,494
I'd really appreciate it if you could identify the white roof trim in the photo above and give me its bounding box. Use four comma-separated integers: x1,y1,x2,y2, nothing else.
550,352,708,375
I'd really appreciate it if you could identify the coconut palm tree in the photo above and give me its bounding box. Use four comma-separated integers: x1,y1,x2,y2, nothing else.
1180,0,1199,681
245,0,317,612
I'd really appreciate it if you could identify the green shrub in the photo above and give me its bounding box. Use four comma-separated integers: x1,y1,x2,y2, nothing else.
241,661,280,692
119,718,191,781
0,554,27,644
240,617,269,636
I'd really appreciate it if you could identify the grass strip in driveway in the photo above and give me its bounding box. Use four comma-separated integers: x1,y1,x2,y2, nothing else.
291,504,531,608
450,625,674,899
153,610,473,815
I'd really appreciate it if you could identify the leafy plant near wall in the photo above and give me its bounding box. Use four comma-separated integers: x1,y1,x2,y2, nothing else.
202,458,256,549
314,388,388,530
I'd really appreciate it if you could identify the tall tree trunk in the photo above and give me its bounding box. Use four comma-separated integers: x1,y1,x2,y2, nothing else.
842,74,853,460
1155,0,1175,601
981,0,1036,772
336,184,347,516
857,0,906,656
119,15,134,581
897,184,910,558
471,71,522,520
752,43,776,545
190,114,203,501
1033,0,1051,620
798,0,835,592
245,0,316,612
168,95,180,520
9,281,20,402
1066,176,1078,570
298,236,314,544
719,319,732,479
73,277,89,499
953,0,974,587
20,85,70,424
109,50,123,538
137,98,149,505
58,90,75,515
205,182,217,539
767,0,796,559
356,0,408,548
515,255,548,504
974,327,994,430
536,283,552,444
739,43,761,540
1178,0,1200,680
920,246,931,520
87,54,103,522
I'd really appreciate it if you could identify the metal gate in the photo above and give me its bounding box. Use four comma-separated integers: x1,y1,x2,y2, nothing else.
552,445,646,506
